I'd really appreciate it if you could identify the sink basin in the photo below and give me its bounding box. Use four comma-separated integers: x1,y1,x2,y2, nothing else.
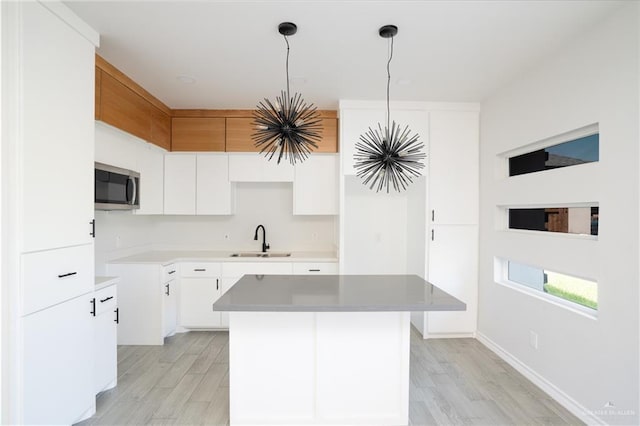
230,252,291,258
262,253,291,258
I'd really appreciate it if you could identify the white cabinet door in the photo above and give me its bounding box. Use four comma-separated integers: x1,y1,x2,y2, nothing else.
23,293,95,425
196,154,234,215
21,244,94,316
20,1,95,252
294,154,338,215
163,278,177,336
180,277,222,328
94,285,117,394
340,108,386,175
426,225,478,335
95,122,139,172
429,110,479,225
292,262,339,275
164,154,196,214
108,263,164,345
228,154,294,182
136,142,165,215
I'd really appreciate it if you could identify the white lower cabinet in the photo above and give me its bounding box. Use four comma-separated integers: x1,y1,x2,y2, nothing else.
163,265,178,337
292,262,339,275
94,284,118,394
107,263,177,345
425,225,478,336
179,263,223,328
22,292,95,425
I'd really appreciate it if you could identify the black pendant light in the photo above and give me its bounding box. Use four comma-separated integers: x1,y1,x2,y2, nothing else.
354,25,426,193
253,22,322,165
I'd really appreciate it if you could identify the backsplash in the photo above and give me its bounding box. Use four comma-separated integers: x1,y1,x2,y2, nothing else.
95,182,337,275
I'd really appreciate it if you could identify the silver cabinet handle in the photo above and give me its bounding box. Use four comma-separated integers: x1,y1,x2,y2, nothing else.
194,268,206,272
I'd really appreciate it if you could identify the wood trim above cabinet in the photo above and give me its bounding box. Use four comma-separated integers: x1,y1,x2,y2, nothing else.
95,68,101,120
151,107,171,151
100,72,152,142
171,117,225,151
225,118,257,152
172,109,338,119
226,117,339,153
95,55,171,116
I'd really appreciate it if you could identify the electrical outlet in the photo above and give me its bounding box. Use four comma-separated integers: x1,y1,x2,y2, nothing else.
530,331,539,350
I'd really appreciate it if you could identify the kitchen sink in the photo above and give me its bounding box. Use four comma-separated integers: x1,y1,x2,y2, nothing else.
230,252,291,258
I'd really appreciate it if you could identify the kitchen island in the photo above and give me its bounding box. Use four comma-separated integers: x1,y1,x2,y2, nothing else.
213,274,466,426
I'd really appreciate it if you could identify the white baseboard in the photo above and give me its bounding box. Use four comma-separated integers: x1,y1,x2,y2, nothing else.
424,331,476,339
476,332,606,426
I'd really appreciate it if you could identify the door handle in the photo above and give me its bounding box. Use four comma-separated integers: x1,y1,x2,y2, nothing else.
90,219,95,237
100,296,113,303
90,298,96,317
57,272,77,278
114,308,119,324
165,283,170,296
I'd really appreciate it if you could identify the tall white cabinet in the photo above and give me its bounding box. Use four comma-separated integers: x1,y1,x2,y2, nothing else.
4,1,100,424
424,110,479,337
338,101,479,338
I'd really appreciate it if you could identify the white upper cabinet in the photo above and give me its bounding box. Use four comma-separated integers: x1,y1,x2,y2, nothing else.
95,122,139,172
164,154,197,215
228,153,294,182
294,154,338,215
197,154,235,215
135,142,165,215
428,110,479,225
20,1,96,252
164,153,235,215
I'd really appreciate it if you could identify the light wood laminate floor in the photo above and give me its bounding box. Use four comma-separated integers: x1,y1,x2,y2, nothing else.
77,329,582,425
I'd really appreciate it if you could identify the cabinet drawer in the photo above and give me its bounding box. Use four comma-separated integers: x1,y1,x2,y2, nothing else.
162,264,178,282
222,262,292,276
94,284,117,315
292,262,338,275
22,244,94,315
180,262,222,278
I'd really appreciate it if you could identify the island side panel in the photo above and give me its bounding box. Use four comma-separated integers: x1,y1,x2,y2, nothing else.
229,312,316,424
316,312,409,424
228,311,410,425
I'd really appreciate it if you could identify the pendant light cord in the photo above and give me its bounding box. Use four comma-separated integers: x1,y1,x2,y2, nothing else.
284,35,290,99
386,36,394,131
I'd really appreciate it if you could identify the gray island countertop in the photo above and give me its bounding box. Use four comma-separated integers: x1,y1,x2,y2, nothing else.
212,274,466,312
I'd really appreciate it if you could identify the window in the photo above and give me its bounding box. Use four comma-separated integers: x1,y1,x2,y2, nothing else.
506,260,597,310
509,133,599,176
509,206,598,236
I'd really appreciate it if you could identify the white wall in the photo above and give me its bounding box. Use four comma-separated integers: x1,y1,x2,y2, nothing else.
478,4,638,424
95,183,337,274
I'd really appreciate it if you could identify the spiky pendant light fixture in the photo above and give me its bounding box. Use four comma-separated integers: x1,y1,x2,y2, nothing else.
253,22,322,165
354,25,426,193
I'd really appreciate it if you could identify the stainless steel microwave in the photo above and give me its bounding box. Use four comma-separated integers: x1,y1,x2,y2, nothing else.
95,162,140,210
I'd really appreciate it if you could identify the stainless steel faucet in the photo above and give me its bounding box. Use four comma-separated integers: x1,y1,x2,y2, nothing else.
254,224,270,253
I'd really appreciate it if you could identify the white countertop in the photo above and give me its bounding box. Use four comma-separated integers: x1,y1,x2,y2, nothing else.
108,250,338,266
95,276,120,291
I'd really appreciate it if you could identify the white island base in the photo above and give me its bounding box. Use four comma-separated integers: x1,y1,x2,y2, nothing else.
229,311,410,425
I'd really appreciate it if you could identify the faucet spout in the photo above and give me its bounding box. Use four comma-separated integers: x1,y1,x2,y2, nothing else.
254,224,270,253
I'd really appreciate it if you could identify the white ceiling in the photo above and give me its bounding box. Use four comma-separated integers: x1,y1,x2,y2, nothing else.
66,0,625,110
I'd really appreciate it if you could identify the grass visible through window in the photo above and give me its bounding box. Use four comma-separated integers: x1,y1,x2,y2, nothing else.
507,260,598,311
543,272,598,309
